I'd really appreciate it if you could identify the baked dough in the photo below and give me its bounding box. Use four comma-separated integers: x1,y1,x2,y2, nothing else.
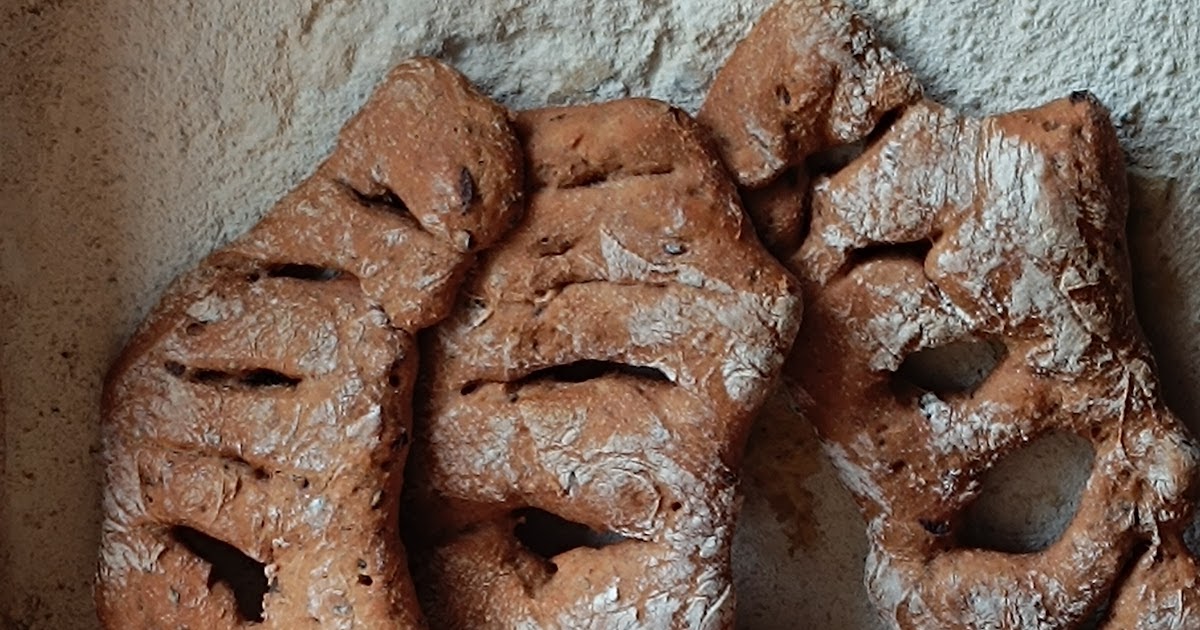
791,95,1200,628
700,1,1200,627
97,61,802,630
404,98,803,629
95,57,523,629
698,0,920,261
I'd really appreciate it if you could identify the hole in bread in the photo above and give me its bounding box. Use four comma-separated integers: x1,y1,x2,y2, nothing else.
171,526,268,623
556,164,675,189
535,235,574,257
239,369,302,388
512,507,631,560
266,263,342,282
459,166,476,210
775,84,792,106
805,142,865,175
1185,509,1200,558
663,241,688,256
343,181,410,216
834,238,934,282
171,365,301,389
894,337,1007,396
806,108,902,175
198,368,299,389
959,431,1094,553
513,360,670,387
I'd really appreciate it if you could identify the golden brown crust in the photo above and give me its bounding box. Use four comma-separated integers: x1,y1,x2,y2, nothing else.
96,60,801,629
405,98,803,629
96,57,523,629
788,95,1200,628
698,0,921,191
323,59,524,254
695,3,1200,624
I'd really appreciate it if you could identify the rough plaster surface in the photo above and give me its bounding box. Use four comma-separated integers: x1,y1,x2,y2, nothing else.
1,1,1197,628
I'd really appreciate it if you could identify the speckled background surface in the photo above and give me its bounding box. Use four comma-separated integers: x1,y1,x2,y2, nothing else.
2,1,1197,627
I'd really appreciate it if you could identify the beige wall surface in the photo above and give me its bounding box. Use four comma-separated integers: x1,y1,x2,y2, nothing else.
2,1,1198,628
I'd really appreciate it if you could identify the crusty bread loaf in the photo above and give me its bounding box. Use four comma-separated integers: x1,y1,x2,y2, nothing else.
698,0,921,191
404,98,802,629
96,57,523,629
699,1,1200,627
697,0,921,264
96,61,804,629
790,94,1200,628
95,2,1200,627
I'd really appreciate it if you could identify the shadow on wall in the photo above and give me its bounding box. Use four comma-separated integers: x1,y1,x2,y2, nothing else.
1127,170,1200,435
1,2,137,627
1125,156,1200,554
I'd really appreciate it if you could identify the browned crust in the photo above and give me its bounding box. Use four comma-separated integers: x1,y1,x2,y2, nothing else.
789,95,1200,628
405,98,802,629
698,0,921,190
96,57,523,629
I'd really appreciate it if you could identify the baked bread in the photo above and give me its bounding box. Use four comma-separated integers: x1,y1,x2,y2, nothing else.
404,98,803,629
698,0,921,188
700,1,1200,626
698,0,920,262
790,95,1200,628
95,57,523,628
